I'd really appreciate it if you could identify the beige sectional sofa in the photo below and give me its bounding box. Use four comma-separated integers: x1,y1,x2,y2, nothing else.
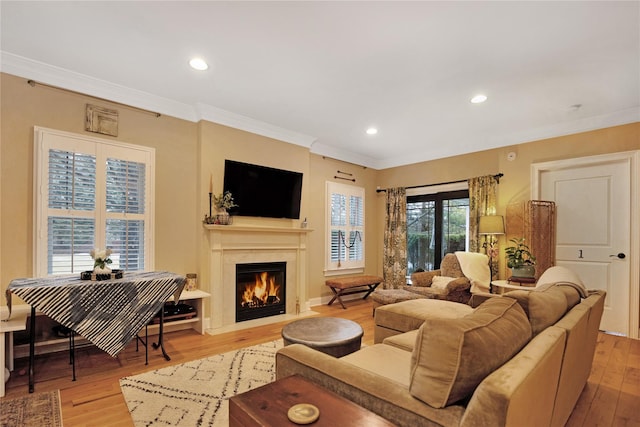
276,285,606,427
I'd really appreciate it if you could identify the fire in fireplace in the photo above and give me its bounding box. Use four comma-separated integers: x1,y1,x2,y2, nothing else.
236,262,286,322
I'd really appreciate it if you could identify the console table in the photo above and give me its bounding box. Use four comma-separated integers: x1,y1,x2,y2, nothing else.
7,271,185,392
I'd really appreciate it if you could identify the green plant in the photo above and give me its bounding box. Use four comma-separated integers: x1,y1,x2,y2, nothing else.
505,237,536,268
213,191,238,210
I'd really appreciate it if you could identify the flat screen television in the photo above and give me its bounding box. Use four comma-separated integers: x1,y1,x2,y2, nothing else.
223,160,303,219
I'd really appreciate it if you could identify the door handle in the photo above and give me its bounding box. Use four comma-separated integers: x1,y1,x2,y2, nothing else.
609,253,626,259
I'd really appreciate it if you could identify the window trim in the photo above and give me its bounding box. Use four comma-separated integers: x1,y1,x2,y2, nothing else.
33,126,155,277
324,181,365,275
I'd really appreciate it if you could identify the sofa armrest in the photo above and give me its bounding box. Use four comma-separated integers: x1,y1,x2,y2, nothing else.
410,270,441,287
460,326,566,427
276,344,464,427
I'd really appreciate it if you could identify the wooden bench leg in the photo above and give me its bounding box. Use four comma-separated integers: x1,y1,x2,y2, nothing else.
327,287,347,309
362,283,380,300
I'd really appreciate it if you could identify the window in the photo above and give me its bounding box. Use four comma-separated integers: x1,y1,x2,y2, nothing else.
326,181,364,273
34,127,155,276
407,189,469,274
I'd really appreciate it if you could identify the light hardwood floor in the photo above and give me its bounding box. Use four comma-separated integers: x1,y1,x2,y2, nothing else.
2,298,638,426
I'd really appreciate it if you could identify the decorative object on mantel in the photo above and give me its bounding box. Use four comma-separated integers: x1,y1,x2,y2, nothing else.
85,104,118,136
505,237,537,278
205,191,238,225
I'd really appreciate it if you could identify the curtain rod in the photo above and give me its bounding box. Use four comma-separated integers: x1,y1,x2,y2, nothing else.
376,173,503,193
27,79,162,118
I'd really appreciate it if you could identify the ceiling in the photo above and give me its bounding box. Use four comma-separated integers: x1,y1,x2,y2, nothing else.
1,1,638,169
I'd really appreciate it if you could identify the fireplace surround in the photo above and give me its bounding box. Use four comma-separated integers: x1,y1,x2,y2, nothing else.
205,224,311,332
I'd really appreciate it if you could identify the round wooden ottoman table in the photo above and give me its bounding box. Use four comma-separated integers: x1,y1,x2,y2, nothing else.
281,317,364,357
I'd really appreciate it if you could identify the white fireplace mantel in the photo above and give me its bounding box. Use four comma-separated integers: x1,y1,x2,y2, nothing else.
204,224,312,332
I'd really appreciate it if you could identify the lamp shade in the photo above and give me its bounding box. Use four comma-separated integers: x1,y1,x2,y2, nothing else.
479,215,505,235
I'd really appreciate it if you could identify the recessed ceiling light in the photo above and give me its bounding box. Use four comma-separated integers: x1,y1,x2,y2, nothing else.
366,127,378,135
470,94,487,104
189,58,208,71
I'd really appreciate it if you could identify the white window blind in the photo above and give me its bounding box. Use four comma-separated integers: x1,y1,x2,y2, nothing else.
326,181,365,273
34,127,155,277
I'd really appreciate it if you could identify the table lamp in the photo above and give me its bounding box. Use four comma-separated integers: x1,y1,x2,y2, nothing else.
479,215,505,279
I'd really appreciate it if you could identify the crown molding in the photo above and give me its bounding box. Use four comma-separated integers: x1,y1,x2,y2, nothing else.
0,51,317,148
1,51,198,121
374,107,640,170
195,103,316,148
2,51,637,170
309,141,380,169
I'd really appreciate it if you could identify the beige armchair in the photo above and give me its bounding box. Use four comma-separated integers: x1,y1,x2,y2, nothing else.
371,253,474,311
404,253,472,304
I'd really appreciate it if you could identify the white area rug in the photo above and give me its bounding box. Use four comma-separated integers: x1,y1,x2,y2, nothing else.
119,339,283,427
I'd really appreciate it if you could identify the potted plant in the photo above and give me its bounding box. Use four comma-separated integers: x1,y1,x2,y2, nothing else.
213,191,237,212
505,237,536,278
213,191,238,225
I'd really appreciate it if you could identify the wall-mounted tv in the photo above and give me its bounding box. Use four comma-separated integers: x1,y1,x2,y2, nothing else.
223,160,303,219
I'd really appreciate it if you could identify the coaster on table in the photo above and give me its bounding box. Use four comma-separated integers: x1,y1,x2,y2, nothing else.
287,403,320,425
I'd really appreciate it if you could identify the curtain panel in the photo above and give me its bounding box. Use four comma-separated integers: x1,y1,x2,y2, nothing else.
383,187,407,289
468,175,498,253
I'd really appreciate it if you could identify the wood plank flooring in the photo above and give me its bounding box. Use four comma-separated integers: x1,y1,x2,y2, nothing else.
2,299,638,427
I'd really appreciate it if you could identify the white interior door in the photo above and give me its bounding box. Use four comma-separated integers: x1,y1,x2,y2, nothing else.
533,152,638,336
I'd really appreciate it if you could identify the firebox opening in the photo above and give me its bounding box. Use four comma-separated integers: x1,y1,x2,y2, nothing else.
236,262,286,322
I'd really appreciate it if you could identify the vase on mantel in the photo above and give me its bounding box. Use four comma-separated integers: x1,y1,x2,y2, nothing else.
215,208,231,225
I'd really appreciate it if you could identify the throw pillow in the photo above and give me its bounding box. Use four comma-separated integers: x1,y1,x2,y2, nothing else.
430,275,457,290
504,286,570,336
409,297,532,408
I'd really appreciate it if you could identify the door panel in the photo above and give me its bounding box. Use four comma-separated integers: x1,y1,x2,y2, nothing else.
538,159,630,335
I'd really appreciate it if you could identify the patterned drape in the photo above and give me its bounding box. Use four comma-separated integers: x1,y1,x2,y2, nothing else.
383,187,407,289
468,175,498,253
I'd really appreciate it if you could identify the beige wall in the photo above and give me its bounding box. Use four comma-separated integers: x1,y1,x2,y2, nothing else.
2,71,638,313
0,73,200,297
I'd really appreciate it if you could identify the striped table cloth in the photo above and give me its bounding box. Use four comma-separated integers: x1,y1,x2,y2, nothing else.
7,271,186,357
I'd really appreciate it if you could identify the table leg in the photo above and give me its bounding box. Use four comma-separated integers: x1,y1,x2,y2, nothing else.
152,307,170,361
28,306,35,393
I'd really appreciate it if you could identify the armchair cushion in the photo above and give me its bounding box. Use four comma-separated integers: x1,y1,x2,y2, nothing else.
407,254,473,304
431,276,457,290
409,297,532,408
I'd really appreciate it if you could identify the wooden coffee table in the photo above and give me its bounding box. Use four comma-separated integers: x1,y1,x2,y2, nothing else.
229,374,395,427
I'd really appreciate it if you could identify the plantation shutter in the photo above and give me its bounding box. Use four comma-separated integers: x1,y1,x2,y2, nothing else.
105,158,147,271
326,181,365,272
35,127,154,277
47,149,97,274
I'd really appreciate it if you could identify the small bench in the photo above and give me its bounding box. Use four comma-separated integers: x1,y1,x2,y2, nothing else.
325,275,384,309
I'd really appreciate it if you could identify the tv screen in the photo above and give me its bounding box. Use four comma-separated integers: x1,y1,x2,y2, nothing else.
223,160,303,219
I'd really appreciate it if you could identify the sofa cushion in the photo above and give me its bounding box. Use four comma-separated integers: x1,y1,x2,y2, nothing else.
409,297,532,408
505,285,574,336
383,330,418,352
375,299,474,334
340,344,413,387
